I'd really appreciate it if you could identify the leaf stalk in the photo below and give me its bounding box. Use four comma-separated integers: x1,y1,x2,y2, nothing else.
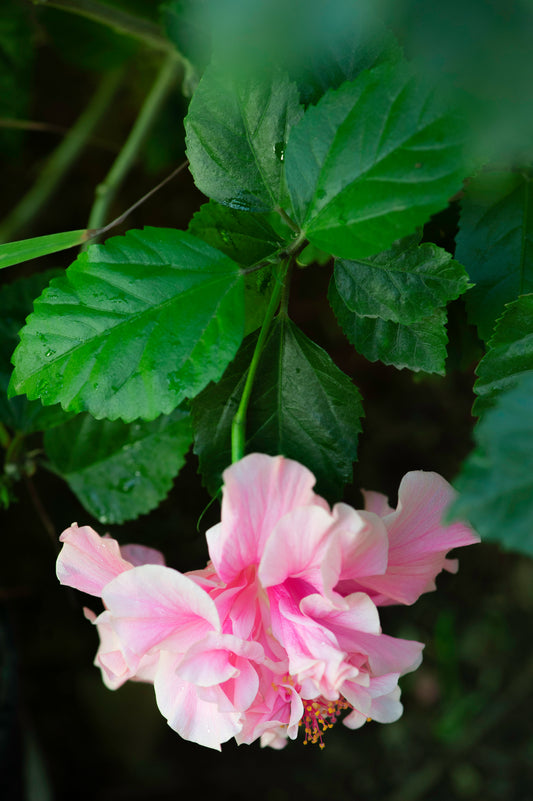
231,258,290,462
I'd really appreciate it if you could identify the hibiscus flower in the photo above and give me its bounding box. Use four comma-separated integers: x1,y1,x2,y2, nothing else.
56,453,478,750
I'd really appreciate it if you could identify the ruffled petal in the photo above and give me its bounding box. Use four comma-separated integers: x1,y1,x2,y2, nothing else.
358,471,479,605
207,453,324,582
102,564,220,656
154,652,242,750
56,524,132,596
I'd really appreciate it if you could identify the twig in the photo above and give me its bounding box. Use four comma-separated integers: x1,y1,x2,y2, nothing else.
24,475,57,550
32,0,171,52
85,52,181,237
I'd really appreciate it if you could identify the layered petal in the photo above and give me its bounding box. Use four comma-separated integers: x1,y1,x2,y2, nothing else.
207,453,325,582
102,564,220,656
356,472,479,605
154,652,242,750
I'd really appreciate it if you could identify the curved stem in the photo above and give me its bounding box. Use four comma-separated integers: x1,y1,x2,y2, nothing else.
231,259,290,463
32,0,172,52
0,68,124,243
85,52,181,236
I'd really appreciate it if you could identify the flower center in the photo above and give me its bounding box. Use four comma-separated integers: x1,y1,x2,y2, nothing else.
299,697,352,749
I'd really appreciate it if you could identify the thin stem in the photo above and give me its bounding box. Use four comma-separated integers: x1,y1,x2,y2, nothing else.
94,159,189,237
231,259,290,463
0,68,124,244
32,0,172,52
85,52,181,236
276,205,300,234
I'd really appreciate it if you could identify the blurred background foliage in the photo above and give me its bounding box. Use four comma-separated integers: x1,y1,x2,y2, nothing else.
1,1,533,800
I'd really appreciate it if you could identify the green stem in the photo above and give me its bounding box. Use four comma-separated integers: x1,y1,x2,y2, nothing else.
32,0,171,52
85,52,180,236
231,259,290,463
0,68,124,244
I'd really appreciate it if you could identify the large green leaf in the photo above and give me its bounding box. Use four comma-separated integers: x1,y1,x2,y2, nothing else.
44,408,192,524
285,61,467,259
473,295,533,415
0,272,74,432
451,372,533,557
455,170,533,342
329,279,448,373
192,315,363,498
333,233,469,325
185,64,302,211
188,200,284,266
10,229,245,422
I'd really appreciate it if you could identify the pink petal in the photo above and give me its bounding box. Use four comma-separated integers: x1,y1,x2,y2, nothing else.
176,632,263,688
258,505,339,593
358,471,479,605
154,652,242,750
56,524,132,596
102,564,220,656
332,505,389,580
207,453,325,582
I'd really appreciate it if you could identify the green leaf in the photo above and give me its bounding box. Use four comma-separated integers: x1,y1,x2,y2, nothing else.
455,170,533,342
185,64,302,211
0,271,74,432
333,233,469,324
329,278,448,373
451,372,533,557
293,19,402,106
44,408,192,524
192,315,363,499
285,61,468,259
10,229,245,422
0,230,90,270
473,295,533,415
188,200,284,266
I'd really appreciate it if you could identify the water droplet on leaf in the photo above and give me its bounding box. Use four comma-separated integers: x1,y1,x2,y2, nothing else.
274,141,285,161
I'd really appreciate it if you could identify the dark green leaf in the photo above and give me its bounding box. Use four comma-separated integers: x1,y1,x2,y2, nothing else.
192,315,363,498
473,295,533,415
188,200,284,266
10,229,245,422
333,234,469,324
0,230,89,270
293,20,401,106
44,408,192,524
329,278,448,373
185,64,302,211
285,61,468,259
455,170,533,342
0,272,74,432
451,372,533,557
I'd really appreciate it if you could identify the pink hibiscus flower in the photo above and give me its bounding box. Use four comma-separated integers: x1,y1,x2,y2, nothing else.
56,453,478,750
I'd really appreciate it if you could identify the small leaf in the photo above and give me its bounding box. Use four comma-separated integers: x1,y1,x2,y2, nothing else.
455,170,533,341
188,200,284,266
185,64,302,211
0,230,89,270
329,279,448,373
44,409,192,524
0,271,74,432
333,234,470,325
10,228,245,422
192,315,363,499
451,372,533,557
285,61,468,259
473,294,533,415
